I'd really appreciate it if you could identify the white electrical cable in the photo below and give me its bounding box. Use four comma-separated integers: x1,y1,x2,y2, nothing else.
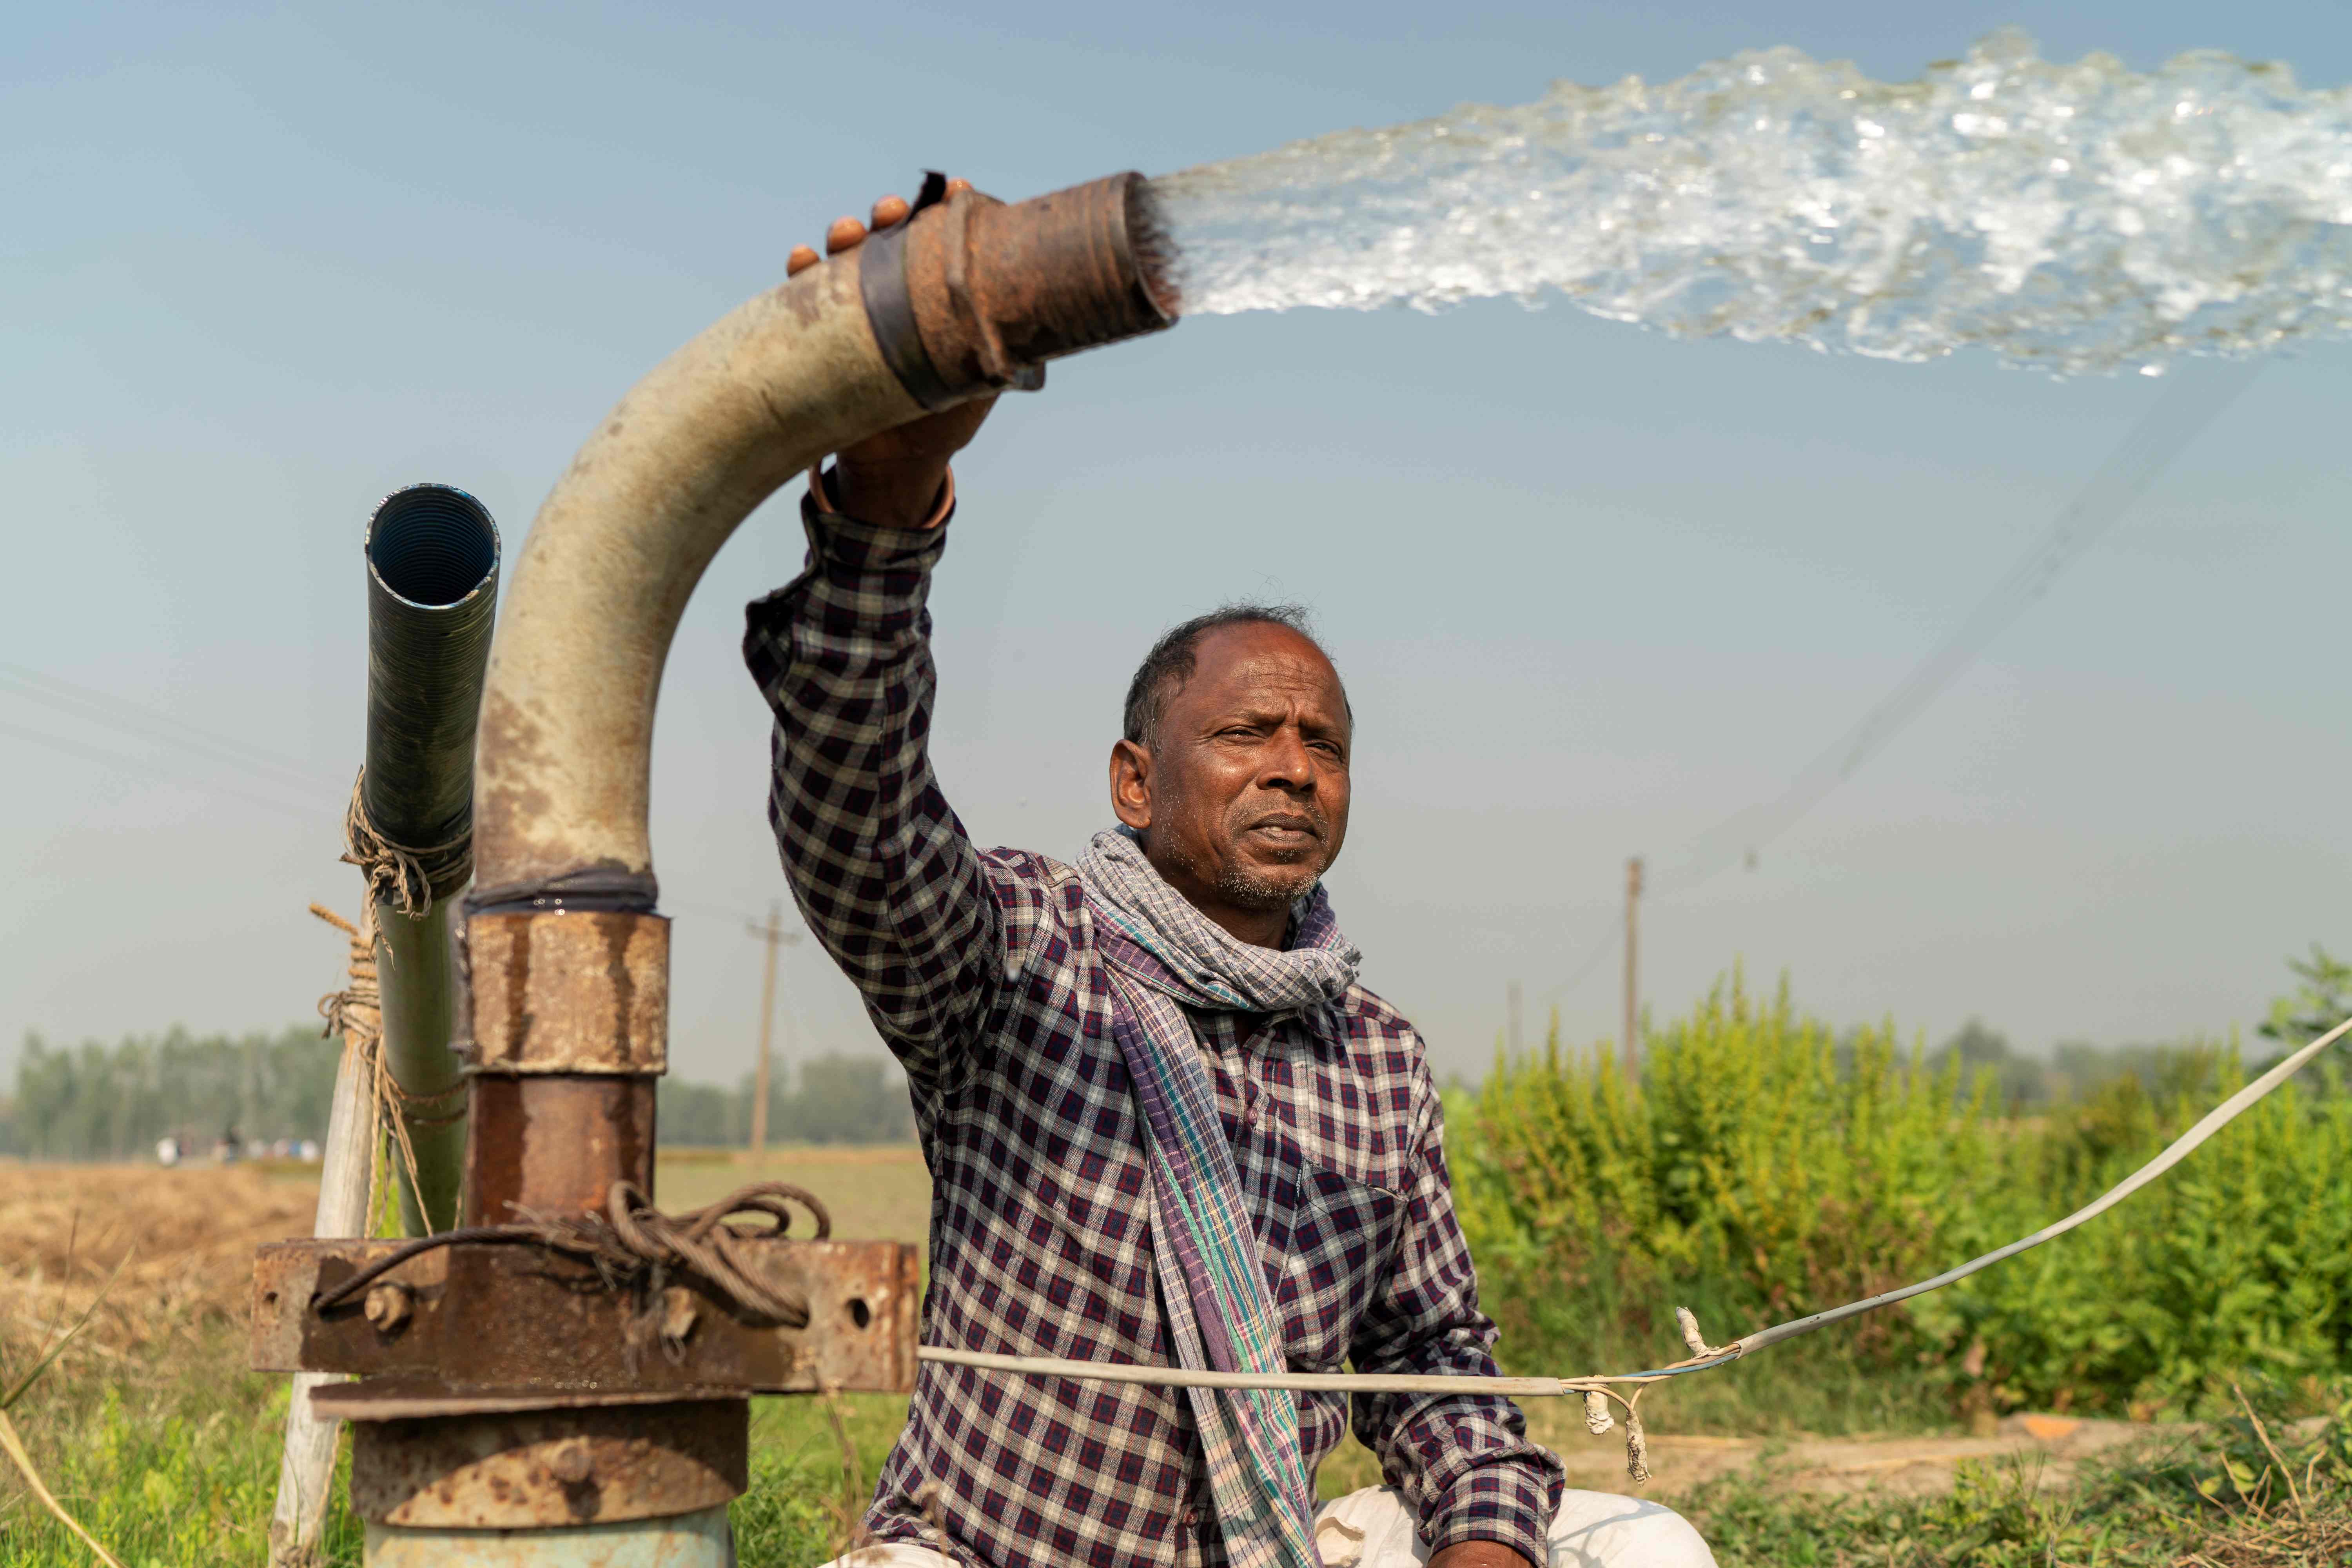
922,1014,2352,1396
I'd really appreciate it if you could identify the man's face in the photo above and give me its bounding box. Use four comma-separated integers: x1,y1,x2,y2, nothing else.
1110,622,1352,940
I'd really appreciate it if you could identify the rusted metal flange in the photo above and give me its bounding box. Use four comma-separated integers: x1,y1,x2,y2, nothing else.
253,1236,920,1396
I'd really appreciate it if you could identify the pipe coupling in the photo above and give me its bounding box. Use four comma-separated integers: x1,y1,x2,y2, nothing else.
466,911,669,1074
860,171,1178,411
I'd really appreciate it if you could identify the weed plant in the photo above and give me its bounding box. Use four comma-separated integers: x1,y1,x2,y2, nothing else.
1463,974,2352,1429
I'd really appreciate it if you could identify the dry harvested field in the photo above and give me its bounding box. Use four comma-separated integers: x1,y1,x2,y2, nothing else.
0,1158,317,1375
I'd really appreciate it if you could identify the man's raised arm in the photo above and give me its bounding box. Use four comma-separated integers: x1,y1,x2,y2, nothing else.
742,191,1000,1089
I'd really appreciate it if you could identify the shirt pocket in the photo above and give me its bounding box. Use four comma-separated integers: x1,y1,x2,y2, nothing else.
1274,1164,1406,1368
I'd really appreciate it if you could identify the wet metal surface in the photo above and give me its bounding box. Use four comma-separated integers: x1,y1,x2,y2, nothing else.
253,1236,918,1396
467,911,668,1074
348,1402,745,1527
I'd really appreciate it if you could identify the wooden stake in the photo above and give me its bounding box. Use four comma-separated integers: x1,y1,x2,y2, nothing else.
270,909,380,1567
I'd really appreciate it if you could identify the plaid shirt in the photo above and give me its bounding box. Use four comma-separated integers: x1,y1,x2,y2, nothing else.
744,497,1564,1568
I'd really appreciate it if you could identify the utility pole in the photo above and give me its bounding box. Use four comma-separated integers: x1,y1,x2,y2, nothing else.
1622,857,1644,1083
1506,978,1523,1054
745,902,799,1161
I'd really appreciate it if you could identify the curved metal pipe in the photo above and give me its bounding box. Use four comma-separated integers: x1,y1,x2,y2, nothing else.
471,172,1175,909
365,484,500,1235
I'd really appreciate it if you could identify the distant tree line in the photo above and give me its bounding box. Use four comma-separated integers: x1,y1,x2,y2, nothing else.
1,1025,337,1160
0,1026,915,1160
1923,945,2349,1111
13,946,2336,1161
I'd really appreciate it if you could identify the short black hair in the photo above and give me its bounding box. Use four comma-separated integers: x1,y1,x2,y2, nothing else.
1121,603,1342,749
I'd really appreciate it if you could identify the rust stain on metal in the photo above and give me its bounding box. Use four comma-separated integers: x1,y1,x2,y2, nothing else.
501,911,530,1067
897,175,1172,402
346,1399,747,1527
467,911,668,1074
602,915,635,1062
314,1378,742,1420
470,686,557,886
254,1236,918,1394
252,1239,426,1372
462,1076,656,1223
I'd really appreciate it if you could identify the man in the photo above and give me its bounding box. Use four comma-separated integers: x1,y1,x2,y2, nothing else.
749,195,1714,1568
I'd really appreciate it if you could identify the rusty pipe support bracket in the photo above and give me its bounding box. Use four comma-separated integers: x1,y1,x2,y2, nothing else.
252,1235,920,1396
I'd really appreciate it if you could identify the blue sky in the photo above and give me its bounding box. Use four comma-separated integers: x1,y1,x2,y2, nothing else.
5,0,2347,1089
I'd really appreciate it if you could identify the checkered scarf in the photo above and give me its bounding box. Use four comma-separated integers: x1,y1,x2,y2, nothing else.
1077,827,1359,1568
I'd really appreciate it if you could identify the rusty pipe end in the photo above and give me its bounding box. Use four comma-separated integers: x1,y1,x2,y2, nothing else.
860,171,1178,412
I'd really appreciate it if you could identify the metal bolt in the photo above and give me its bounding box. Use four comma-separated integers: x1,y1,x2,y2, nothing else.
363,1282,413,1335
660,1285,698,1347
549,1440,595,1486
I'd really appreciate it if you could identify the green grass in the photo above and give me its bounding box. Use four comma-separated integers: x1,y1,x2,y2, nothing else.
1,1344,358,1566
0,1329,1396,1566
1687,1384,2352,1566
16,1338,2352,1566
0,1333,891,1566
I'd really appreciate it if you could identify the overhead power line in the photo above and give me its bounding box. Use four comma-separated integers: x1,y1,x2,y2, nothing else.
0,661,338,798
1544,358,2264,1003
2,718,321,822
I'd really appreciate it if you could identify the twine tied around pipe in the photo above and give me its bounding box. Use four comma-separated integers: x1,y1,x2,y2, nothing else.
340,768,472,920
312,903,437,1235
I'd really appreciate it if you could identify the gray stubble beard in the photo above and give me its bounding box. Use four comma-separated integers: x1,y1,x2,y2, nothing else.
1212,855,1320,913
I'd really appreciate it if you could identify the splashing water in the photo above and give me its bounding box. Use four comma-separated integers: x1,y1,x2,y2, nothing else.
1143,30,2352,374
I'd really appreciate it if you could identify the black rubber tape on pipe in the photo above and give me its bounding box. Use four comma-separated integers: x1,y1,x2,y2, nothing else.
364,485,501,883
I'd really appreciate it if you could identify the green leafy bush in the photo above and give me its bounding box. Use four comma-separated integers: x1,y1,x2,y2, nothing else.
1461,973,2352,1425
